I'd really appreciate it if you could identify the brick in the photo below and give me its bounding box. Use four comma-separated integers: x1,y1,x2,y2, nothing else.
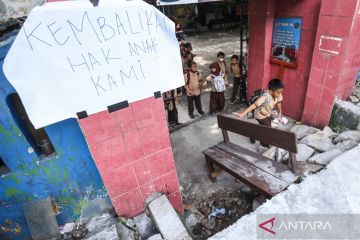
89,135,131,173
113,188,144,217
102,164,138,198
123,130,145,162
133,158,152,186
79,111,120,144
147,148,176,179
148,195,191,240
153,171,179,196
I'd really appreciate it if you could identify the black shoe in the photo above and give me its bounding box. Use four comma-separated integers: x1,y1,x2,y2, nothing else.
250,138,256,144
189,114,195,119
199,111,205,115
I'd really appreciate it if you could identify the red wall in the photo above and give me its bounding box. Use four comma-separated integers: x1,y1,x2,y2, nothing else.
248,0,321,121
79,97,183,217
302,0,360,127
269,0,321,120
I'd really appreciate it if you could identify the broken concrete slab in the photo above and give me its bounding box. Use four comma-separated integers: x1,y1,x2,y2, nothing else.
85,224,119,240
146,234,164,240
290,124,319,140
117,223,136,240
134,213,157,239
60,222,75,235
86,213,116,237
296,144,315,162
300,131,335,152
148,195,192,240
334,130,360,143
308,149,343,165
23,197,61,240
335,140,358,151
322,126,338,138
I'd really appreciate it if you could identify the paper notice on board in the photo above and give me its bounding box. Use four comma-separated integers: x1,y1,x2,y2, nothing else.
3,0,183,129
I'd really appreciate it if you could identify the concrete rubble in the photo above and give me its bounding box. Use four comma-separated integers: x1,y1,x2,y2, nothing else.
134,213,157,239
329,100,360,132
308,149,343,165
296,144,315,162
290,124,319,140
300,130,335,152
147,195,192,240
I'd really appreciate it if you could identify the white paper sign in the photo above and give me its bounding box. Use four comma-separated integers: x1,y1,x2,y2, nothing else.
3,0,184,129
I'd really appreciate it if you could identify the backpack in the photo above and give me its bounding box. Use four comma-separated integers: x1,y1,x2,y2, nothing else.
212,71,226,92
246,89,268,119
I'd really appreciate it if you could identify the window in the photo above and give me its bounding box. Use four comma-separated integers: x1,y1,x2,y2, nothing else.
0,157,10,176
7,93,55,158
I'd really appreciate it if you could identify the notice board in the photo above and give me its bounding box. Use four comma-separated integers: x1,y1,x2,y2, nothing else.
270,18,302,68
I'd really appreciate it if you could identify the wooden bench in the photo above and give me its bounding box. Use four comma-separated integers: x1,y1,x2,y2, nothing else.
202,114,300,197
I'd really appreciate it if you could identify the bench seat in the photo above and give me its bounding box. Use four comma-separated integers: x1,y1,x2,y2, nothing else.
203,142,300,197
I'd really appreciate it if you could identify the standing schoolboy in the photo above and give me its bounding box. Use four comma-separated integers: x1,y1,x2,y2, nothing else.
233,78,284,146
217,51,227,83
184,61,205,119
230,54,243,104
206,62,228,114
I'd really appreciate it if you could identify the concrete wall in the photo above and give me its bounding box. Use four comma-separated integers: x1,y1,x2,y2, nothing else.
79,96,184,218
0,32,110,240
0,0,41,22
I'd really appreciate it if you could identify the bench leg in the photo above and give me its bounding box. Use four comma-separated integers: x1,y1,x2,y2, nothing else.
205,157,217,182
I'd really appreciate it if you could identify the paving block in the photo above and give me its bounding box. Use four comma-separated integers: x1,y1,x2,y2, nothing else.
148,195,192,240
134,213,157,239
23,197,60,240
85,224,119,240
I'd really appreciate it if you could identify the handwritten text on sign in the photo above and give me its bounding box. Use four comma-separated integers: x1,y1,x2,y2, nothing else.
4,0,184,129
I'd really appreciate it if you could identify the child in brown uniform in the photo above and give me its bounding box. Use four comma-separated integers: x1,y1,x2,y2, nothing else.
206,62,228,114
184,62,205,119
217,51,227,83
233,78,284,147
230,54,246,104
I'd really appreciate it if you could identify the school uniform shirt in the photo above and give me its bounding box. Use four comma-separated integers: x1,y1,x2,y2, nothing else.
184,71,203,96
218,61,228,82
254,91,283,120
231,63,241,77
